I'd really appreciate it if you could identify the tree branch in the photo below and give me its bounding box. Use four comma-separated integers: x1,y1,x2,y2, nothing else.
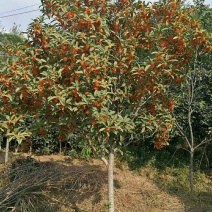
173,113,192,150
194,138,212,151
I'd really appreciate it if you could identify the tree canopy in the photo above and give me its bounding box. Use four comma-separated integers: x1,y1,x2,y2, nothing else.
0,0,211,210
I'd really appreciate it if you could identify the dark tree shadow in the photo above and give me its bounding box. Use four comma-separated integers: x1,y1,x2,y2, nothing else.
153,174,212,212
0,156,107,211
120,145,212,212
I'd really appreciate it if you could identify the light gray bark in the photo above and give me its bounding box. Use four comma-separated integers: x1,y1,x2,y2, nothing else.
108,148,115,212
5,138,9,163
190,150,194,193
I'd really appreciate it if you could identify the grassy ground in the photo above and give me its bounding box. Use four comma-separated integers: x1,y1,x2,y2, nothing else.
0,152,211,211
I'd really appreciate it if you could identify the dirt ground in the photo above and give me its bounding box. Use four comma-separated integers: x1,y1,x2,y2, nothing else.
0,152,210,212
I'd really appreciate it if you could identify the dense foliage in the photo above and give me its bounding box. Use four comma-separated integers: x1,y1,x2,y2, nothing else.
0,0,211,210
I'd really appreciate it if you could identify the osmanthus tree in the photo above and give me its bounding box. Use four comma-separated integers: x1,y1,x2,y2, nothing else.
0,30,28,162
1,0,211,210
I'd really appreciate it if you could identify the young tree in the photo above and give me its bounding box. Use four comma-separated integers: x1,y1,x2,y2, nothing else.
1,0,211,210
0,26,27,162
173,0,212,192
174,66,212,192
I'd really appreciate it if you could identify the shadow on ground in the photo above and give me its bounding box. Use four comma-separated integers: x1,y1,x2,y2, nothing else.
153,172,212,212
121,146,212,211
0,155,107,212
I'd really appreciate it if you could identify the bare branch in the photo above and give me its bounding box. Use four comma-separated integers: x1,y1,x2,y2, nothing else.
194,138,212,151
172,113,192,150
101,157,108,167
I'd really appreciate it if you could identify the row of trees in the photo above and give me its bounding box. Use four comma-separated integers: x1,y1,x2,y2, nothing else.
0,0,211,211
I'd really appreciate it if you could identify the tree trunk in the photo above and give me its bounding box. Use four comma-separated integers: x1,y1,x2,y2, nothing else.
29,141,32,155
190,150,194,193
59,142,62,154
108,148,115,212
15,143,20,153
5,138,9,163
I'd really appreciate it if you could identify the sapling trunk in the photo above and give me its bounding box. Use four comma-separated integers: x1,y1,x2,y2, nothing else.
190,150,194,193
29,141,32,155
108,148,115,212
5,138,9,163
59,142,62,154
15,143,20,153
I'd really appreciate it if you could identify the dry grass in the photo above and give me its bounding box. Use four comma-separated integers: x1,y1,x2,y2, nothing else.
0,153,211,211
113,166,185,212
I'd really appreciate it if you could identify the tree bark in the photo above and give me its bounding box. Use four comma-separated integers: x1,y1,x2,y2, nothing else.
29,141,32,155
190,150,194,193
5,138,9,163
15,143,20,153
59,142,62,154
108,148,115,212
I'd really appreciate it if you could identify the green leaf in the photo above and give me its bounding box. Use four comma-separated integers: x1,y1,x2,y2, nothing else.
145,64,151,71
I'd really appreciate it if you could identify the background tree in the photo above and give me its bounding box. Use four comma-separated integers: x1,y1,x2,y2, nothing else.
1,0,211,210
172,0,212,192
0,24,27,162
0,23,25,50
174,63,212,192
